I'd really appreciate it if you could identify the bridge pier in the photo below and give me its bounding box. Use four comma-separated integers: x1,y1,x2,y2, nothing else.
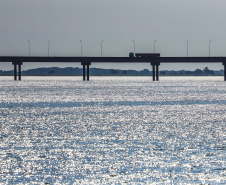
87,64,90,81
151,62,160,81
81,62,91,81
82,64,86,81
156,64,159,81
12,62,23,80
223,62,226,81
18,64,22,81
152,64,155,81
13,63,17,80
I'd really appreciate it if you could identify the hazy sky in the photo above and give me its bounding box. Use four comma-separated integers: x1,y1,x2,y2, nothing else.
1,0,226,71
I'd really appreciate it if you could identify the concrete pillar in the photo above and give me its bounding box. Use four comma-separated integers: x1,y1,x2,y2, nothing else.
87,65,89,81
81,62,91,81
12,62,23,81
18,64,21,81
223,63,226,81
156,65,159,81
152,64,155,81
83,65,86,81
14,64,17,81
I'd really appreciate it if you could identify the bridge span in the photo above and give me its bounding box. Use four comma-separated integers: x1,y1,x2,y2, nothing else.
0,56,225,81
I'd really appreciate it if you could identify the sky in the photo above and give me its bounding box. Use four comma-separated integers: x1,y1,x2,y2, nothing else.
1,0,226,71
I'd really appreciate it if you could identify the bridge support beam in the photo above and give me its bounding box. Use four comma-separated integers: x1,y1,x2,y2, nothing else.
18,63,22,81
223,62,226,81
152,64,155,81
83,65,86,81
13,63,17,80
12,62,23,81
156,64,159,81
87,64,90,81
151,62,160,81
81,62,91,81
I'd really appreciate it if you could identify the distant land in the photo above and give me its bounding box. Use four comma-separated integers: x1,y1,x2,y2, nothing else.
0,67,224,76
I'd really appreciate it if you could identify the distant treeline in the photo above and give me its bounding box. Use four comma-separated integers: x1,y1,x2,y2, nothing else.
0,67,224,76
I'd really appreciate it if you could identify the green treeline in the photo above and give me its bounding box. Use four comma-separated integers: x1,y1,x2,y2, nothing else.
0,67,224,76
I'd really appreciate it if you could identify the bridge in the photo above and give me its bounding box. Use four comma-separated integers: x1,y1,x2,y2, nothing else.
0,56,225,81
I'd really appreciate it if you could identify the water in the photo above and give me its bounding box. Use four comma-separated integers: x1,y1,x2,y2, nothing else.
0,76,225,184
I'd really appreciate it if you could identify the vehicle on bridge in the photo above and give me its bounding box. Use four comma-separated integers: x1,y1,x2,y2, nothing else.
129,52,160,57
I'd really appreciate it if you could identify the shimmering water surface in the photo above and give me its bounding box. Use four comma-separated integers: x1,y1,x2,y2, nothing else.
0,76,225,184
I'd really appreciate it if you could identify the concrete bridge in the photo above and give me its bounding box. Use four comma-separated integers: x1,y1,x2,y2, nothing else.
0,56,225,81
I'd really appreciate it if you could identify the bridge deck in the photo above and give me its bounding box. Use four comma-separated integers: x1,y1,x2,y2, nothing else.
0,56,225,81
0,56,226,63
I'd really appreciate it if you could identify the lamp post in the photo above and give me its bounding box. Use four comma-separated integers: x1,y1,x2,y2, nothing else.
133,40,135,54
101,40,104,57
154,40,156,53
48,40,50,57
186,40,188,57
80,40,83,56
28,40,30,56
209,40,211,57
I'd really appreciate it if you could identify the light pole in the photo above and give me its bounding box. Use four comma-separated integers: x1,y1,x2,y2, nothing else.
154,40,156,53
80,40,83,56
48,40,50,57
209,40,211,57
133,40,135,54
186,40,188,57
101,40,104,57
28,40,30,56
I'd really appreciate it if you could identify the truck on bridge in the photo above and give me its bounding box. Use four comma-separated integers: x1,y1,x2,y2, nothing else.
129,52,160,57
